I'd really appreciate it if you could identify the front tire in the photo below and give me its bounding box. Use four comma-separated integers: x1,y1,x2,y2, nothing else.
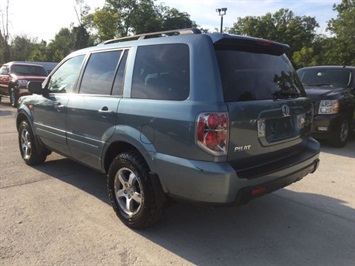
331,118,349,147
107,151,163,229
18,121,47,165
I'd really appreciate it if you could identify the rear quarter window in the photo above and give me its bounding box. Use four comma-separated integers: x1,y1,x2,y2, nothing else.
131,44,190,100
216,50,305,101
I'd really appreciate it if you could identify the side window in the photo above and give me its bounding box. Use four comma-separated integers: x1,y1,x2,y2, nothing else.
112,50,128,96
48,55,85,93
131,44,190,100
0,66,8,75
80,50,121,95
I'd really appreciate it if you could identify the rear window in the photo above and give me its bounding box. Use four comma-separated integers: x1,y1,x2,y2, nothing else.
216,50,305,102
297,68,352,88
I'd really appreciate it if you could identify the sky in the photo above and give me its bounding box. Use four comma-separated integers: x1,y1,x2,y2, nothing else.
2,0,341,42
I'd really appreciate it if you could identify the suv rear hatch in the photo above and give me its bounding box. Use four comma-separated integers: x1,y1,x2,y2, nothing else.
214,36,314,179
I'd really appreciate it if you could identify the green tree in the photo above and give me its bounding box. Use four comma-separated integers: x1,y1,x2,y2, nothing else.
327,0,355,65
229,13,276,39
0,0,11,62
104,0,161,36
0,34,6,63
10,35,36,61
72,24,93,49
44,22,93,62
84,7,120,41
126,0,162,34
85,0,197,42
28,40,49,62
46,28,75,61
161,7,197,31
72,0,94,49
292,34,333,67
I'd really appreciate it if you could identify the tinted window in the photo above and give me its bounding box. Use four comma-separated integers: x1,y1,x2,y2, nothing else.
112,50,128,96
216,50,305,101
48,55,85,93
131,44,189,100
80,50,122,95
297,68,352,88
11,65,47,76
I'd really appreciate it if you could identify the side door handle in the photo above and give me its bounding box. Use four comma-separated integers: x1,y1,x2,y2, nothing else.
98,106,114,118
55,102,65,112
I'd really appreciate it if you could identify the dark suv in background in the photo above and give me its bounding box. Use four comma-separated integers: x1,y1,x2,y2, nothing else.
297,66,355,147
16,29,320,228
0,61,48,107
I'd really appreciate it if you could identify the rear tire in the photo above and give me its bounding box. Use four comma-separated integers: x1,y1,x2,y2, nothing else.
18,121,47,165
331,118,349,147
107,151,163,229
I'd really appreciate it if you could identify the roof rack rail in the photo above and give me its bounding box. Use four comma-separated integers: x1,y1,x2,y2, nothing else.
99,28,201,45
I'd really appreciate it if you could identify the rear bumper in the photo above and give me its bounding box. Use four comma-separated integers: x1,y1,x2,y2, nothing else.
235,158,319,205
153,138,320,204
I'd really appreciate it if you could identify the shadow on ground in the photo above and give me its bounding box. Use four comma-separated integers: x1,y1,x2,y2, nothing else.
33,156,355,266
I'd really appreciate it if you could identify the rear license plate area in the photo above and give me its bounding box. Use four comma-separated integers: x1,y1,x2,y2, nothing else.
265,116,295,142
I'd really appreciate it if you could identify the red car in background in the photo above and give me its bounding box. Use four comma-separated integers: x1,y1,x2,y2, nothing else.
0,61,48,107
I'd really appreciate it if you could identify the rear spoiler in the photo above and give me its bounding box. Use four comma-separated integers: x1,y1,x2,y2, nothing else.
212,34,290,55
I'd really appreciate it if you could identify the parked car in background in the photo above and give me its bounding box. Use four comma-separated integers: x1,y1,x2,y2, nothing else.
0,61,48,107
17,28,320,229
297,66,355,147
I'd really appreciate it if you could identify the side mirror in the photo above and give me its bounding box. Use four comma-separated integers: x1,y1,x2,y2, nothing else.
27,81,44,94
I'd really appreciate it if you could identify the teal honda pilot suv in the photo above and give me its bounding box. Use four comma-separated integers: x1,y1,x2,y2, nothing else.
16,28,320,229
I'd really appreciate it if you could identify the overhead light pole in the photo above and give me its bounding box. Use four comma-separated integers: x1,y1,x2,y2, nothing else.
216,8,227,33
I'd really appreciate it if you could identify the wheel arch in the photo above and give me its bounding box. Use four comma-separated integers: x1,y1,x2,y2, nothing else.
16,111,31,131
103,141,142,174
103,138,159,173
16,103,35,128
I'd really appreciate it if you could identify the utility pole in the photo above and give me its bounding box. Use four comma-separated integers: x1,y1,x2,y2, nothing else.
216,8,227,33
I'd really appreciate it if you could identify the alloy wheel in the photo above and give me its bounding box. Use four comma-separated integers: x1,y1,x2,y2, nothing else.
20,128,32,160
114,167,142,217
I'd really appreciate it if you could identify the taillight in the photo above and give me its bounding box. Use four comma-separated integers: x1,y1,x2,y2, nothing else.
196,112,229,156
